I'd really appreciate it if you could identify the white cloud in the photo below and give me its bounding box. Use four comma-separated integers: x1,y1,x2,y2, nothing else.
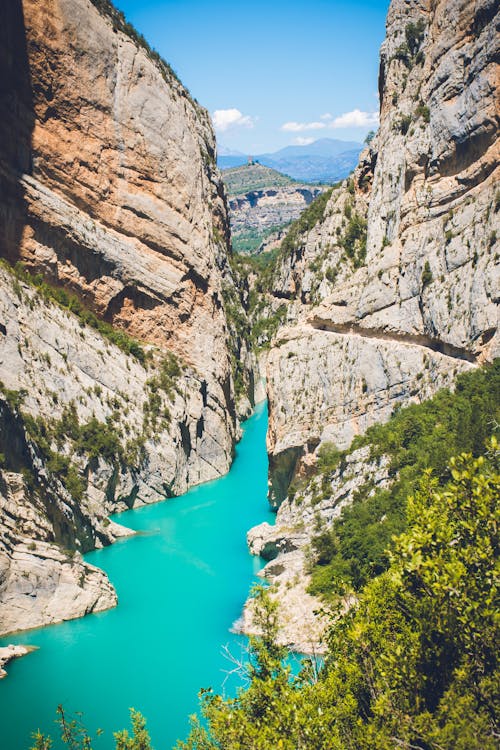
329,109,379,129
292,137,315,146
212,108,254,132
281,120,326,132
281,110,379,133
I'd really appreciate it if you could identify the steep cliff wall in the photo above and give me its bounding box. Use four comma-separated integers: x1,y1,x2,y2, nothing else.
263,0,499,506
229,185,324,249
0,0,251,634
244,0,499,646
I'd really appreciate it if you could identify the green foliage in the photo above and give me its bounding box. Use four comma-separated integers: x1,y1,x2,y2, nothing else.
75,417,124,463
114,710,154,750
176,586,293,750
415,102,430,123
221,283,252,400
339,210,367,268
393,19,426,68
405,19,426,56
316,441,343,474
178,448,499,749
0,380,27,412
1,385,130,502
250,304,287,352
309,361,500,595
6,262,146,364
421,259,433,287
30,707,152,750
364,130,376,145
232,224,289,255
278,188,334,270
397,114,412,134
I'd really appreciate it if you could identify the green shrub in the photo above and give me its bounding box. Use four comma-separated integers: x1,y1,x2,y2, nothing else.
415,102,430,122
339,212,367,268
421,260,433,287
397,114,412,134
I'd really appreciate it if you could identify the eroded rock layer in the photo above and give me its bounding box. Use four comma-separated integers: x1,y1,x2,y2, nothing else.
265,0,499,503
0,0,249,634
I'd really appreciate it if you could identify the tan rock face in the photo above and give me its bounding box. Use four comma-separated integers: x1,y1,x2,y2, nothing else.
0,0,251,634
2,0,236,394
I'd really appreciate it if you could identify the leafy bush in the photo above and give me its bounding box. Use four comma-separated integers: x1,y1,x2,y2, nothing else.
421,259,433,287
339,211,367,268
415,102,430,122
278,188,334,270
393,19,426,68
397,114,412,134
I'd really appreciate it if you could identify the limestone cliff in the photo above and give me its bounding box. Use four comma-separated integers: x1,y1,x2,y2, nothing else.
229,185,325,253
264,0,499,505
245,0,499,646
0,0,251,634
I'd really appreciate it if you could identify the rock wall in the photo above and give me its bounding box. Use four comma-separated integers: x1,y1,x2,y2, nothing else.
263,0,499,504
229,185,324,237
0,0,250,634
244,0,499,644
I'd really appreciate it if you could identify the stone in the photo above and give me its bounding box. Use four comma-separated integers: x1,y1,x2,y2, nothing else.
0,645,31,679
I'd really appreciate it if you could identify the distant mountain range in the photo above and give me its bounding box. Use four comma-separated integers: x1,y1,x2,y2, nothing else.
217,138,363,183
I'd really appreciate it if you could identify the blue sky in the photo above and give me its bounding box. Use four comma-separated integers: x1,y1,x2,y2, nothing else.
114,0,390,153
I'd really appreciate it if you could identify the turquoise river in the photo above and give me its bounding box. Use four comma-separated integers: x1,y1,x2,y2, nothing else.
0,400,275,749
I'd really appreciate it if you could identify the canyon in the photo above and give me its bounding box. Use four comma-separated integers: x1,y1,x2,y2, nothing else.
0,0,498,669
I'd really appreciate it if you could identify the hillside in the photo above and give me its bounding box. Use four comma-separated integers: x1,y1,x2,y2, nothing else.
222,163,296,196
223,163,326,254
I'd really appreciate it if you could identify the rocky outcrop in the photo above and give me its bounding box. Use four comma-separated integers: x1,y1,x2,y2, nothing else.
229,185,324,243
243,0,499,646
0,0,252,634
0,645,31,678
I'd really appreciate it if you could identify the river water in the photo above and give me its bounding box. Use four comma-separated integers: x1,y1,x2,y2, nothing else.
0,400,273,749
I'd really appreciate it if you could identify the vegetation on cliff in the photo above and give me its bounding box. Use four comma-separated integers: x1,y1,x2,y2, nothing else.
307,361,500,597
4,261,147,364
32,441,499,749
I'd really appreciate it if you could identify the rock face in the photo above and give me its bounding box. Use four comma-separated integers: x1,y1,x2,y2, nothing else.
0,645,31,678
244,0,499,646
0,0,251,634
264,0,499,503
229,185,324,250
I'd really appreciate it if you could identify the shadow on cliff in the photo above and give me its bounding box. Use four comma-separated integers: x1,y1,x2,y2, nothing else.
0,0,34,262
